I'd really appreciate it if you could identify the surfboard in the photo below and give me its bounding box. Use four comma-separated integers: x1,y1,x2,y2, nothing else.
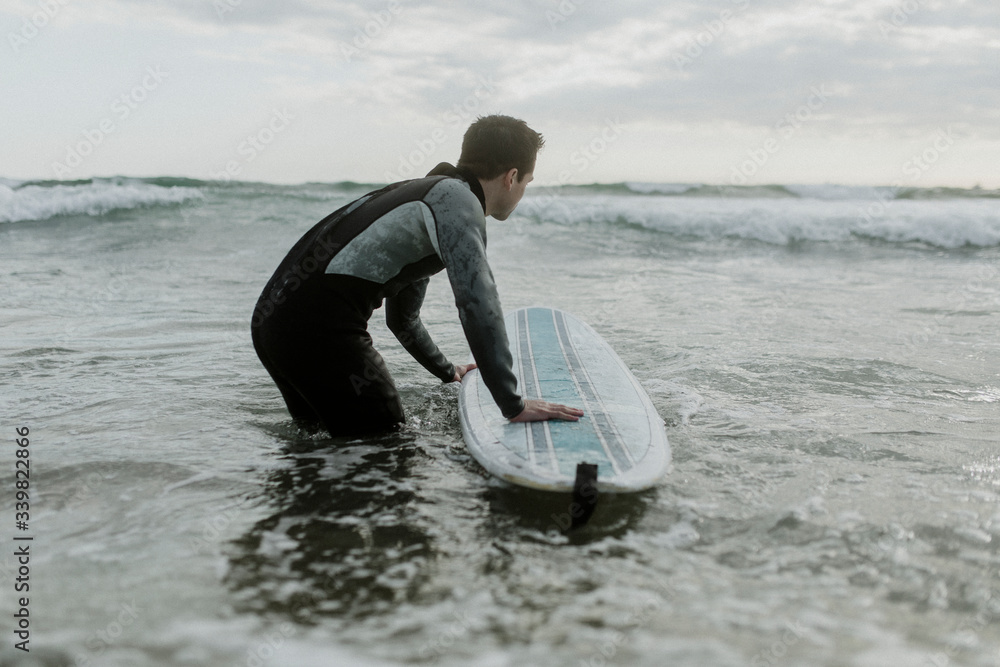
459,306,670,493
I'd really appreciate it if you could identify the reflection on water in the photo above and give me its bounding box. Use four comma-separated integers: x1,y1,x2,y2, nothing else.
225,430,435,622
478,484,654,546
225,423,655,628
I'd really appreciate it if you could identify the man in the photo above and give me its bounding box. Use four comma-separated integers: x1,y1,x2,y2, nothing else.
251,115,583,436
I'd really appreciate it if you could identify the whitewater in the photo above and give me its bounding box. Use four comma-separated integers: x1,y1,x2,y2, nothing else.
1,177,998,666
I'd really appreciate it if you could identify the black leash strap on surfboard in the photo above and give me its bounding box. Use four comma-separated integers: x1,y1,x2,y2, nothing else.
570,462,599,530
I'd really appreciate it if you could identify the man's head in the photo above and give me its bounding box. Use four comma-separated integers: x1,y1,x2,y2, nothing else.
458,115,543,220
458,115,544,182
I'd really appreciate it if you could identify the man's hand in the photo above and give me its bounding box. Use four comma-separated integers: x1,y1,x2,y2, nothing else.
509,399,584,423
452,363,477,382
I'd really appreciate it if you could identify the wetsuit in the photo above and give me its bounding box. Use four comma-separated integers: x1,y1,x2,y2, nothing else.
251,163,525,436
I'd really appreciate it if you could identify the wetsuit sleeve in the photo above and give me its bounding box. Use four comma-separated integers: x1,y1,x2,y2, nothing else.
425,180,525,419
385,278,457,383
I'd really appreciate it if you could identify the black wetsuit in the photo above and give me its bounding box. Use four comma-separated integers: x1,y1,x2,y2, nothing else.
251,163,524,436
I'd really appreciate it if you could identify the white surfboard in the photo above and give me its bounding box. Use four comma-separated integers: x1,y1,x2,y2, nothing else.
459,307,670,492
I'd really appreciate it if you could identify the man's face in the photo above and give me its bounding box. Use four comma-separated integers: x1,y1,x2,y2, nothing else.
493,170,534,221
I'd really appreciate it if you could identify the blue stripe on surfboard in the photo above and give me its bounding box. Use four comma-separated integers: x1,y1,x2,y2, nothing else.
517,309,554,470
525,307,614,477
552,310,634,473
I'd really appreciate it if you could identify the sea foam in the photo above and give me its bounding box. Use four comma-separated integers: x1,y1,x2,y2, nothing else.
0,179,203,223
520,191,1000,248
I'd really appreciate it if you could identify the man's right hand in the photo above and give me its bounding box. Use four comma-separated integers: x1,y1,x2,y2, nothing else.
509,399,584,423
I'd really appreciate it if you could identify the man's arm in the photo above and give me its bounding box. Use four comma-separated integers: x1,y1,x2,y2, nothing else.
385,278,456,382
424,179,583,423
425,180,525,418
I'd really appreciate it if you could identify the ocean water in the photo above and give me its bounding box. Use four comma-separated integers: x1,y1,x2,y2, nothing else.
1,177,999,666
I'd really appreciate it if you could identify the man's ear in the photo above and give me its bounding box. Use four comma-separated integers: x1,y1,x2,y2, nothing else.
505,167,518,190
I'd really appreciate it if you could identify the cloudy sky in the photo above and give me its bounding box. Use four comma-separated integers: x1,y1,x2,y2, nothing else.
2,0,998,187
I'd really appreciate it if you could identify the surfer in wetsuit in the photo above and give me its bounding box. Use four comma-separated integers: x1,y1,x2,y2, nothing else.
251,115,584,436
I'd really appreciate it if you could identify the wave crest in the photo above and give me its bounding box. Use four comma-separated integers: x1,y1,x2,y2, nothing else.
518,194,1000,249
0,178,203,224
533,182,1000,201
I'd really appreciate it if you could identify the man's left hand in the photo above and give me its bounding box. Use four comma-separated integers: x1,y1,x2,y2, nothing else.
452,363,478,382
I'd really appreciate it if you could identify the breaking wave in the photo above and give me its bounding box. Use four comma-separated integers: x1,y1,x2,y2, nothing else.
0,178,204,223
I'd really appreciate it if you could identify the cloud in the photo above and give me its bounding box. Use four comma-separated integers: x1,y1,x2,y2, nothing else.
2,0,996,184
54,0,995,135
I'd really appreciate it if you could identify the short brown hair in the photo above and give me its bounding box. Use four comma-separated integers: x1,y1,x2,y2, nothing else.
457,115,544,182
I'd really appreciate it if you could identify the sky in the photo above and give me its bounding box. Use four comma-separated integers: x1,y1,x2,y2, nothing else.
2,0,998,187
